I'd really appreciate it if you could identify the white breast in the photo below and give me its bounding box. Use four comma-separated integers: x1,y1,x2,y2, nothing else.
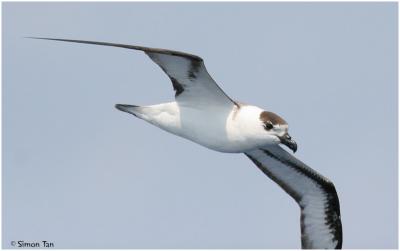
176,104,269,153
136,102,270,153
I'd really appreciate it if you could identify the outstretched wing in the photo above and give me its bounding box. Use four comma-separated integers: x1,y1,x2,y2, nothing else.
245,145,342,249
28,37,237,107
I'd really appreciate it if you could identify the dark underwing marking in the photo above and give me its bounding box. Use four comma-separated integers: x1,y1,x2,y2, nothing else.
246,154,302,202
246,151,318,247
188,59,202,80
171,77,184,96
145,53,185,97
251,149,342,249
246,153,315,248
260,111,287,126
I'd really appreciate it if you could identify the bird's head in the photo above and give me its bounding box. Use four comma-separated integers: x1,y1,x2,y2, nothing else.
258,110,297,153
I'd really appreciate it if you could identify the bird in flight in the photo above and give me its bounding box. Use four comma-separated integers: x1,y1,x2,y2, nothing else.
30,37,342,249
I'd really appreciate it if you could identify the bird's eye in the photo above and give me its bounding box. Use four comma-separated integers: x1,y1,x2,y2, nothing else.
264,121,273,131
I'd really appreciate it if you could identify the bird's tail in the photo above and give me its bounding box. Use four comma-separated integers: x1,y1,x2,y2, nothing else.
115,102,179,132
115,104,141,118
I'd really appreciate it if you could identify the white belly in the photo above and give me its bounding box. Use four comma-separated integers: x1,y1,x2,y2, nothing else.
136,102,267,153
178,113,252,153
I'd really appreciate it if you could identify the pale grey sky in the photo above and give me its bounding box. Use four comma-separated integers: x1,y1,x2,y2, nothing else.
3,2,398,248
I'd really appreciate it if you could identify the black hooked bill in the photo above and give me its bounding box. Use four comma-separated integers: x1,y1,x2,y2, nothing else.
279,133,297,153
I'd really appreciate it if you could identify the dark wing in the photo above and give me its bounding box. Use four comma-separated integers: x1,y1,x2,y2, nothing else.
28,37,237,108
245,145,342,249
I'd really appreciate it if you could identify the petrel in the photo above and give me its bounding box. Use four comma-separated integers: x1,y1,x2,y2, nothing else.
30,37,342,249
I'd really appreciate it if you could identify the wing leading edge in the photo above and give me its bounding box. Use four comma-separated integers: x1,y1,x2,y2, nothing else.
245,146,342,249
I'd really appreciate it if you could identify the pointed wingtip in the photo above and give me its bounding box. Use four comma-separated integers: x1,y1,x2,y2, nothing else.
25,36,50,40
25,37,68,41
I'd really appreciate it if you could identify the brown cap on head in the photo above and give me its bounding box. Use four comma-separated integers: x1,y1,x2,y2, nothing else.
260,111,287,126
